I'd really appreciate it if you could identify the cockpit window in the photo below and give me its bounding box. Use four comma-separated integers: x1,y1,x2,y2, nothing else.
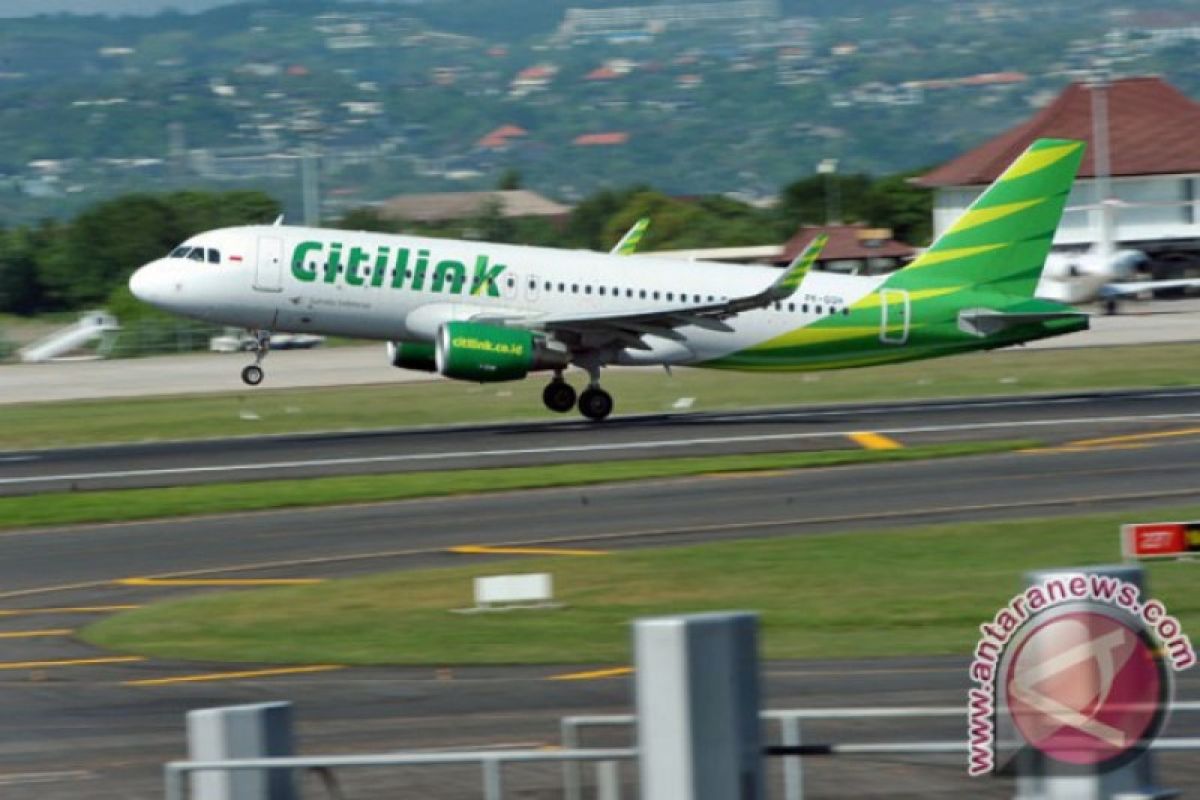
207,249,220,264
170,246,191,258
187,249,205,261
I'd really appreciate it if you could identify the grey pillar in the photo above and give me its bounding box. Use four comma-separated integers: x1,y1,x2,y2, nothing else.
1012,565,1175,800
635,611,763,800
187,702,296,800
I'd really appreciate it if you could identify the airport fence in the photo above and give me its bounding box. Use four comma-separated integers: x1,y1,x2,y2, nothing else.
561,701,1200,800
162,701,1200,799
164,747,637,800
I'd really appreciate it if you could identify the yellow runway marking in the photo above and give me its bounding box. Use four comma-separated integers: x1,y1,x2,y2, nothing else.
0,605,139,616
0,629,73,639
125,664,343,687
0,656,144,670
847,432,904,451
548,666,634,681
118,577,325,587
1027,426,1200,454
450,545,608,557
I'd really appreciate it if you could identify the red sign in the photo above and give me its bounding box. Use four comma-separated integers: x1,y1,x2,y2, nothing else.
1122,521,1200,559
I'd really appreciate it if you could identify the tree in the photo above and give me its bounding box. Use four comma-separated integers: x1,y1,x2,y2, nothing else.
0,226,48,314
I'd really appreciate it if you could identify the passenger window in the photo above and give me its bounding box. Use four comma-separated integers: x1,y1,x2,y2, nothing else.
815,305,823,314
653,291,660,300
667,292,674,301
788,303,795,312
843,308,850,316
598,286,606,296
572,284,578,293
639,290,646,299
585,285,592,295
207,249,220,264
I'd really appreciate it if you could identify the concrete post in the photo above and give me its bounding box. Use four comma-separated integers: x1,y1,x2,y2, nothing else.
186,702,296,800
635,611,763,800
1011,565,1176,800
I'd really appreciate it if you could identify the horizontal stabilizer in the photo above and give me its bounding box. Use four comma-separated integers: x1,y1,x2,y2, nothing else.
958,309,1088,338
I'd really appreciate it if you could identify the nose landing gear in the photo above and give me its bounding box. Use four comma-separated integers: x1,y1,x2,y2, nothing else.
240,330,271,386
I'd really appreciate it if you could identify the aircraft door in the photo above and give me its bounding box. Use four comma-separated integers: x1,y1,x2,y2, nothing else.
879,288,910,344
254,236,284,293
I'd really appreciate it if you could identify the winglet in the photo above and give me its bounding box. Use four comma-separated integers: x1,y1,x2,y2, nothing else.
612,217,650,255
768,234,827,299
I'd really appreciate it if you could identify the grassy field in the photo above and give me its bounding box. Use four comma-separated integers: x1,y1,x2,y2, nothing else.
83,504,1200,665
0,440,1027,530
3,342,1199,450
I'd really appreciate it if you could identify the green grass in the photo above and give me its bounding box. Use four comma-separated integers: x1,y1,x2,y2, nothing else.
3,342,1199,449
83,504,1200,665
0,440,1028,530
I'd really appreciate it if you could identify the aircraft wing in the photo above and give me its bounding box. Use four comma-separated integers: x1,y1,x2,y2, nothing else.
482,235,828,347
1100,278,1200,298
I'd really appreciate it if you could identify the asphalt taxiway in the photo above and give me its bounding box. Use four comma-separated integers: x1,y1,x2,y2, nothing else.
3,393,1200,797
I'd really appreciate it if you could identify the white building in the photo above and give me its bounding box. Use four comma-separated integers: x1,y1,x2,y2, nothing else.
917,77,1200,272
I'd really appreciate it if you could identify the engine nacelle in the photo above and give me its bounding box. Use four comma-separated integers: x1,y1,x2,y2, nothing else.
387,340,437,372
435,322,568,382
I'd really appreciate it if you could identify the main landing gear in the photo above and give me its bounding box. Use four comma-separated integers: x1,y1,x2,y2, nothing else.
542,370,614,421
240,330,270,386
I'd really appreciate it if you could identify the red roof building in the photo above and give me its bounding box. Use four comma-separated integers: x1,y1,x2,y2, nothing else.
919,76,1200,187
476,124,528,150
573,132,630,146
917,76,1200,251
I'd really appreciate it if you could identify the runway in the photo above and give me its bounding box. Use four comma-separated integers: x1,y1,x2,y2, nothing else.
4,386,1200,494
3,394,1200,797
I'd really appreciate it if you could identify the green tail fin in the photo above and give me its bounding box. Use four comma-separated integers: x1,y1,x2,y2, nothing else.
886,138,1085,297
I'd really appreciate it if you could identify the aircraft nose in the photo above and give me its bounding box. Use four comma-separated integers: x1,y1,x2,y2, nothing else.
129,260,170,305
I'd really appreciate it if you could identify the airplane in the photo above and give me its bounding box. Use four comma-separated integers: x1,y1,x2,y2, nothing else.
129,137,1089,421
1037,246,1200,314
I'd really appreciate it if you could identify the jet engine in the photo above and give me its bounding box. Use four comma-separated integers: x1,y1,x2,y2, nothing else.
435,322,568,382
387,340,437,372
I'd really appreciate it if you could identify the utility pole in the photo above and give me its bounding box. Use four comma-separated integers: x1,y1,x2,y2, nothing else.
817,158,840,225
1089,72,1114,260
300,144,320,227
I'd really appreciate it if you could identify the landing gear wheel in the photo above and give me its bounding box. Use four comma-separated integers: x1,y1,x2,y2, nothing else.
542,380,577,413
578,387,614,421
241,364,264,386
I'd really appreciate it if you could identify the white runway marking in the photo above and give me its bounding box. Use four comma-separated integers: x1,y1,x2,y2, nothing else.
3,410,1200,488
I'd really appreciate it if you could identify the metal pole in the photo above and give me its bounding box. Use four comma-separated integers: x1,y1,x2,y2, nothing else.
595,760,621,800
562,718,582,800
482,757,503,800
1089,75,1113,260
165,764,186,800
780,716,803,800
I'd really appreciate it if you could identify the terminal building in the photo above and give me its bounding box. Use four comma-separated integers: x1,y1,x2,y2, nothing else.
917,76,1200,278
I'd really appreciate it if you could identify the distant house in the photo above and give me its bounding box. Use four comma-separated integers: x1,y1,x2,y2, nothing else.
477,124,528,150
917,76,1200,269
650,224,915,274
781,224,915,275
378,190,570,224
511,65,557,95
573,132,630,146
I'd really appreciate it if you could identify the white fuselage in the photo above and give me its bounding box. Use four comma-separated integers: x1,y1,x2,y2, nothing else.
130,224,887,367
